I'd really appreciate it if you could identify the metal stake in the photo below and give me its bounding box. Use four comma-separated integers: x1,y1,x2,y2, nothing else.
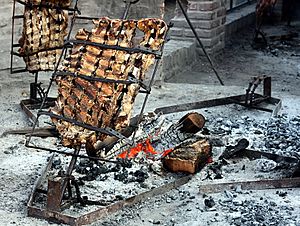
176,0,224,86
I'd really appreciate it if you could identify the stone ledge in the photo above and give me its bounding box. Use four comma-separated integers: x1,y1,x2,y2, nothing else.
152,40,198,85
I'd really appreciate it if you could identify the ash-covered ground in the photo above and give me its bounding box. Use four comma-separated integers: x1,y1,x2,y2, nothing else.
0,21,300,226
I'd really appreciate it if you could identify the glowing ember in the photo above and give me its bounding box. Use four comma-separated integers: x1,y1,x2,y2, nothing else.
118,138,173,159
206,156,213,164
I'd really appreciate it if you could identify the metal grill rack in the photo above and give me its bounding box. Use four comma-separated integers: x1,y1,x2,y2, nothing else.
10,0,80,124
24,1,171,224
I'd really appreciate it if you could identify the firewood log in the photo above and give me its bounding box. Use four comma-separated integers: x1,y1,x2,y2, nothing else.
163,139,212,174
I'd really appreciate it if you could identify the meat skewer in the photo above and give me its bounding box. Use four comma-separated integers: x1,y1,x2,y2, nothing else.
18,0,70,72
50,18,168,157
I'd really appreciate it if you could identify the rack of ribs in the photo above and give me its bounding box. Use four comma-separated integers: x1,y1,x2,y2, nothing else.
18,0,71,72
50,17,167,155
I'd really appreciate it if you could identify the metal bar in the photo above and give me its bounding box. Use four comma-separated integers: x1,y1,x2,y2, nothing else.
15,0,80,12
65,40,162,58
122,0,140,20
27,154,55,206
54,71,141,86
28,206,77,225
176,0,224,86
12,46,64,57
227,0,253,12
230,0,234,10
21,98,56,110
263,76,271,97
19,97,56,126
24,143,121,164
10,0,16,74
75,15,101,20
10,68,28,74
154,95,244,115
75,175,192,226
38,111,133,145
1,126,57,138
199,177,300,194
238,149,299,164
30,72,39,100
13,15,24,19
20,100,38,126
154,94,281,116
28,174,192,226
47,177,63,211
59,146,81,206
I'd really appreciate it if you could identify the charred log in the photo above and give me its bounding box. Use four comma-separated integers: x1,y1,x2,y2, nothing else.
163,139,211,174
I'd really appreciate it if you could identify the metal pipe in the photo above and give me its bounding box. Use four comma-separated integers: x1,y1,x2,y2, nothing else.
66,39,161,57
15,0,80,12
37,111,133,144
122,0,140,20
176,0,224,86
10,0,17,74
25,143,123,164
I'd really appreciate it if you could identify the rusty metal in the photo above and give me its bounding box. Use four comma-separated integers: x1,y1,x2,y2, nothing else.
38,111,134,145
20,98,56,125
1,126,57,138
59,146,81,206
199,177,300,194
47,177,63,211
154,76,281,117
238,149,299,164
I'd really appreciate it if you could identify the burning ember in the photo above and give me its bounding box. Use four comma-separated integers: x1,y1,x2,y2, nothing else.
103,112,206,160
118,138,173,159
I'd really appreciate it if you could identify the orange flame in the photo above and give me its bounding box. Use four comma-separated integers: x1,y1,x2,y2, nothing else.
118,138,173,159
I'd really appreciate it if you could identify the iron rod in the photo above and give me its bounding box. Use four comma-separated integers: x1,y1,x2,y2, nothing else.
54,71,139,85
10,0,16,74
65,40,161,57
15,0,80,12
37,111,133,144
59,146,80,205
25,143,122,164
176,0,224,86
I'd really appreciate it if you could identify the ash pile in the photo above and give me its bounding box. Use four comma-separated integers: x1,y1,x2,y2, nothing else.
41,111,211,216
93,111,300,226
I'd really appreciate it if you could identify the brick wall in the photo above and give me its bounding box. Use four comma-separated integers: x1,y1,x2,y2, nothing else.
170,0,226,54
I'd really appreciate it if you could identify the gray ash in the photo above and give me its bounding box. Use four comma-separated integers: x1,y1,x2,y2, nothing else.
208,114,300,158
262,115,300,157
224,198,297,226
